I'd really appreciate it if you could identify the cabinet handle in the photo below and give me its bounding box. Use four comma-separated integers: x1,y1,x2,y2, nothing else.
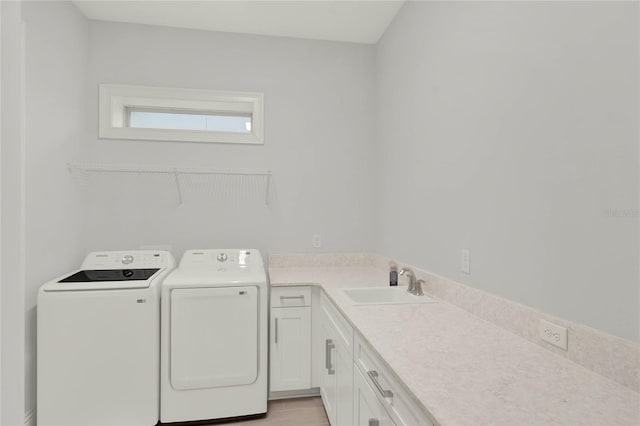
275,318,278,344
367,370,393,398
280,295,305,300
325,339,335,375
369,419,380,426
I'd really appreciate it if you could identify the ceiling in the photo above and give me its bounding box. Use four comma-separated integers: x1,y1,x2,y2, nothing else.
72,1,405,44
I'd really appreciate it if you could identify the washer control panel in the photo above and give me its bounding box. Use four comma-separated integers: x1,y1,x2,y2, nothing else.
81,251,172,269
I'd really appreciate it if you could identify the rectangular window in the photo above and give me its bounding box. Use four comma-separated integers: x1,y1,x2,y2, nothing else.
99,85,263,144
126,108,252,133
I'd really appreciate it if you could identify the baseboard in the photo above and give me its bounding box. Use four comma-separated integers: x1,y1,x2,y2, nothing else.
24,408,36,426
269,387,320,400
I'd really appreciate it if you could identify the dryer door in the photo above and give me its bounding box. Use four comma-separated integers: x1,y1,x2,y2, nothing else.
170,286,259,390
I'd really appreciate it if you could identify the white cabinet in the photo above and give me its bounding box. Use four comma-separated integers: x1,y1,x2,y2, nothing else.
313,290,434,426
353,334,434,426
320,322,337,420
354,367,395,426
270,287,312,393
319,292,353,426
270,307,311,391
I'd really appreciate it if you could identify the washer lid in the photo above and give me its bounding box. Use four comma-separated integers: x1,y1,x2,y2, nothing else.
43,268,162,291
59,268,160,283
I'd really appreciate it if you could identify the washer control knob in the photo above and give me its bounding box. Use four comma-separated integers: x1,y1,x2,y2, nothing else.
122,255,134,265
217,253,228,262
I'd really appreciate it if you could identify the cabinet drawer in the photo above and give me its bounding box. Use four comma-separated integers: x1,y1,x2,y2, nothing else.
354,367,395,426
321,292,353,354
271,286,312,308
354,334,434,426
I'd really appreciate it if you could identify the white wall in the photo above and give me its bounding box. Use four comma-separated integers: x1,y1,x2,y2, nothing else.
21,0,89,417
83,21,377,258
1,2,26,424
375,1,639,341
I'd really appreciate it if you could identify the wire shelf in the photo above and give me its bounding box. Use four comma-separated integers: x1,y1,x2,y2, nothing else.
68,163,272,206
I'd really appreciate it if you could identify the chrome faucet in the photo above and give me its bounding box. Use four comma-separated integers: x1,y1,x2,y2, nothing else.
399,267,424,296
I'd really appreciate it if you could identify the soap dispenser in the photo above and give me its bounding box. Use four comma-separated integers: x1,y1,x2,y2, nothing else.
389,262,398,286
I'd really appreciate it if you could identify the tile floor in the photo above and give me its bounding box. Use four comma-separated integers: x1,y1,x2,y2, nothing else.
215,397,329,426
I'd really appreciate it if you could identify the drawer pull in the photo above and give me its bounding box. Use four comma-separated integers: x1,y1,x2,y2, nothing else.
368,419,380,426
325,339,335,375
367,370,393,398
280,295,305,300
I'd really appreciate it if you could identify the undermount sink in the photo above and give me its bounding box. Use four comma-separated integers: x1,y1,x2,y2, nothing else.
340,287,437,306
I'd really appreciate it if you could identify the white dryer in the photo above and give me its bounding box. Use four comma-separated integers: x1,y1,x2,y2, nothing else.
37,250,175,426
161,249,268,423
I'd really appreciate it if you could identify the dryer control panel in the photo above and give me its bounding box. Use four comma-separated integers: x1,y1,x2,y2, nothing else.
180,249,262,270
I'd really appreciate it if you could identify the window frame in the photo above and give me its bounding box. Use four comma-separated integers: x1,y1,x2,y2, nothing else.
99,84,264,145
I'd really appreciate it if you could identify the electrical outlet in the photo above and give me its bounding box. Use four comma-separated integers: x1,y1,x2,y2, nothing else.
539,319,568,350
460,249,470,274
312,234,322,249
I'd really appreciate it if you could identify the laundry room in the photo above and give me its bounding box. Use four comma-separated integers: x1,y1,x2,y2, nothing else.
1,1,639,426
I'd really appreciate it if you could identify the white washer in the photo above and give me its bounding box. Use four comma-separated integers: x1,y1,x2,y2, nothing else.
161,249,268,423
37,250,176,426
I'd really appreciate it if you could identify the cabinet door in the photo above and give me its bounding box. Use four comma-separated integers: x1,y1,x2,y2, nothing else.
320,320,337,425
334,340,354,426
354,368,395,426
319,294,356,426
270,306,311,392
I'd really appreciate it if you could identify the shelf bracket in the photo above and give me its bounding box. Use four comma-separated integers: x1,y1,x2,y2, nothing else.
173,168,183,206
265,172,271,205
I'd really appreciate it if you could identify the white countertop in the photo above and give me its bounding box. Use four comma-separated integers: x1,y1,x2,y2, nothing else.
269,265,640,426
